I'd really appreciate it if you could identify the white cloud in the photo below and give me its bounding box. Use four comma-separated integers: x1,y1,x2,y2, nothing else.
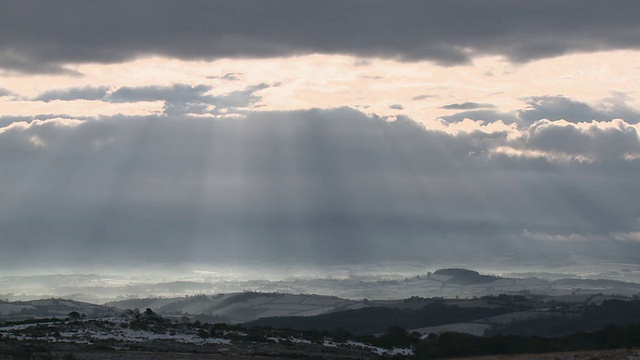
612,232,640,242
521,230,592,242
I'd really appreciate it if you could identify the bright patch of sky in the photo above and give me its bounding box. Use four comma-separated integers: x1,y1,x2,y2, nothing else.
2,51,639,129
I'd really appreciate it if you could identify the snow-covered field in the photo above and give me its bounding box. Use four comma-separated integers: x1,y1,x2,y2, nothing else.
0,316,227,345
0,316,408,357
346,340,413,356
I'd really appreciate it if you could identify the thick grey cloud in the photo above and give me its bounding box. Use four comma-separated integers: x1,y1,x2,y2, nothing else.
441,102,496,110
0,108,639,268
2,1,640,73
0,88,13,97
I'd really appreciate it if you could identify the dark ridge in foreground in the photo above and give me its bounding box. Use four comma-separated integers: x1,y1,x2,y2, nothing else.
246,300,510,335
4,310,640,359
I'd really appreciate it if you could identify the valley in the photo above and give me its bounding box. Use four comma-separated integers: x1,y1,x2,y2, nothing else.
3,268,640,359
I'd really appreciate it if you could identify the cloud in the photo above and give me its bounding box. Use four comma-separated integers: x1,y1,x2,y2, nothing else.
518,95,640,125
518,96,600,123
0,88,13,97
442,95,640,127
3,1,640,73
1,108,639,268
207,83,269,109
439,106,640,164
0,48,82,75
31,83,268,116
115,83,268,115
412,94,436,101
612,231,640,242
35,86,111,102
0,115,33,128
520,230,592,243
441,102,496,110
440,109,519,125
514,119,640,162
0,114,96,129
389,104,404,110
107,84,212,103
106,83,268,114
207,73,242,81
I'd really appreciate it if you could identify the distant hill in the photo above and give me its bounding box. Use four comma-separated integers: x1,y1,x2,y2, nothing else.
432,268,501,285
107,292,365,323
100,268,640,325
0,298,117,321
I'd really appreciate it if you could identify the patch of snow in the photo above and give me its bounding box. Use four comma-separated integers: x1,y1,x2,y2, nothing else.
204,337,231,344
323,340,338,347
289,337,312,344
0,323,40,330
345,340,414,356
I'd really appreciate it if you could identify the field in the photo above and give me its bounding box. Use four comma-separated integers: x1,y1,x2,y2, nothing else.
451,348,640,359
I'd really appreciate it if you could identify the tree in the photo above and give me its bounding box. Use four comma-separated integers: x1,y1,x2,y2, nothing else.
379,325,409,348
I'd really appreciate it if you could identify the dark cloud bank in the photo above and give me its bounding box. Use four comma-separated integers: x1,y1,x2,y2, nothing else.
1,108,639,268
3,0,640,73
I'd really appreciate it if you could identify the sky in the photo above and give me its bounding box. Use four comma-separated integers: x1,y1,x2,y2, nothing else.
1,1,640,272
